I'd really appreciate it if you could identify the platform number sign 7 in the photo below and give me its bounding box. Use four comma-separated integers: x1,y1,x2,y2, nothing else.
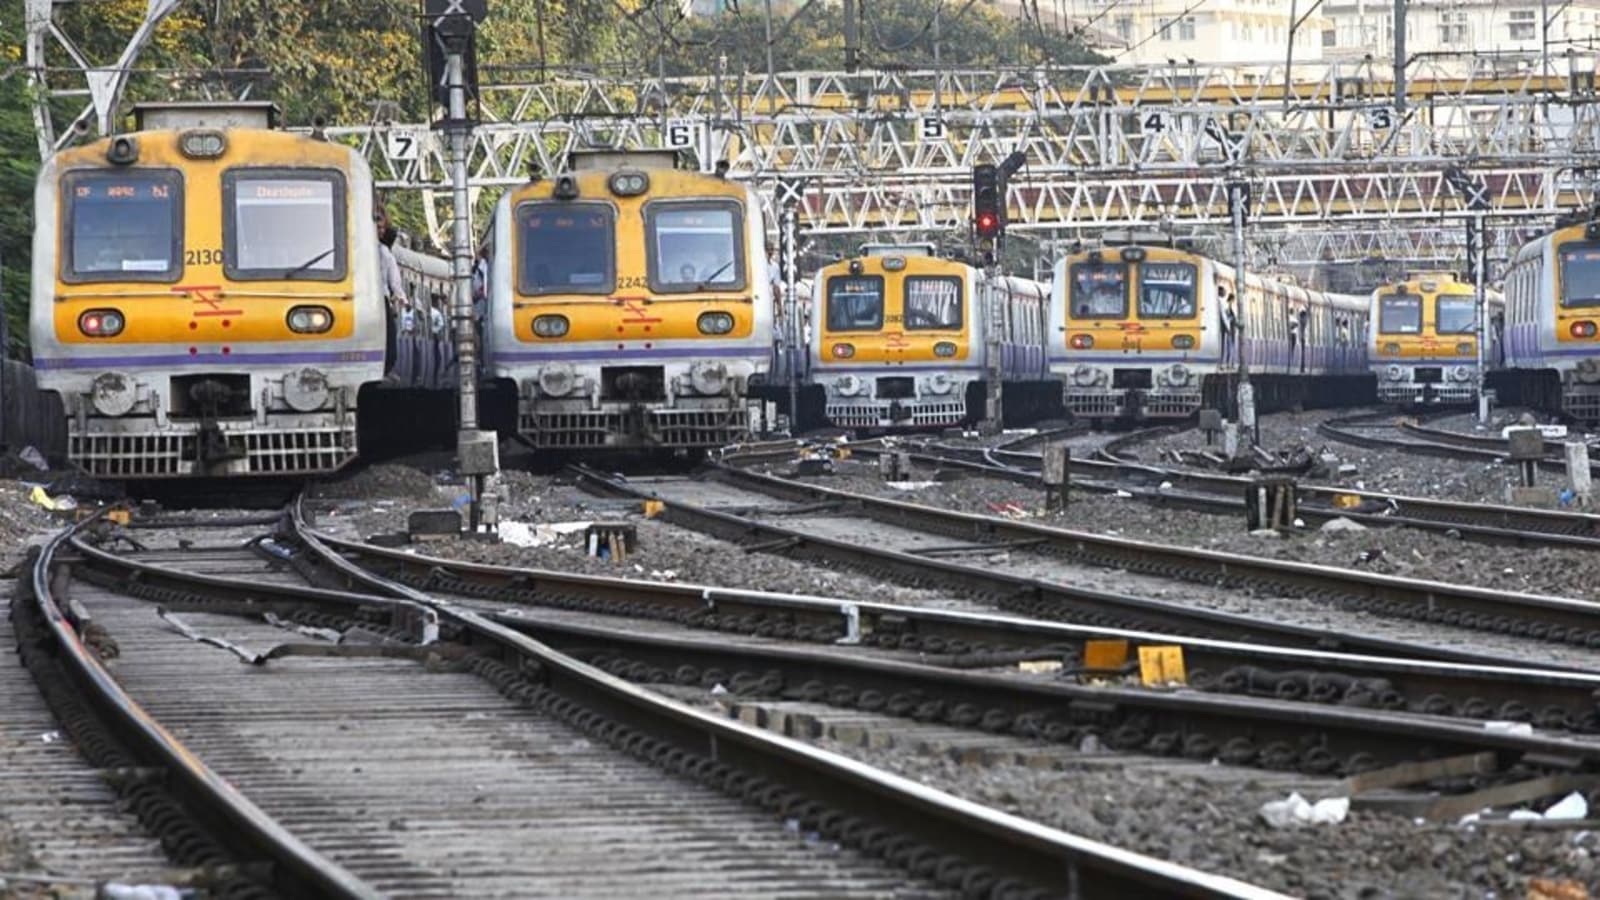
386,129,419,162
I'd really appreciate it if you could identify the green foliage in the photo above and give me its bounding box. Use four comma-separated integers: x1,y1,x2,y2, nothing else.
0,18,36,359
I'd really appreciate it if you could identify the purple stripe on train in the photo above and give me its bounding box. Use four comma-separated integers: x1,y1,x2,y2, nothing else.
35,350,383,370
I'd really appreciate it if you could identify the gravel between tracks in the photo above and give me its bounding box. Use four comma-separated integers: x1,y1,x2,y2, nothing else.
791,457,1600,603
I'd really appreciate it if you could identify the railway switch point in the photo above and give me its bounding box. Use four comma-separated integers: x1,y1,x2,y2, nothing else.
1245,477,1298,532
1042,443,1070,512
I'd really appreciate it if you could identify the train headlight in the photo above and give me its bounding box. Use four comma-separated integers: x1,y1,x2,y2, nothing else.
1171,335,1195,350
697,312,735,335
1385,365,1404,381
1072,365,1098,386
282,367,330,412
89,372,136,417
286,306,333,334
1382,342,1401,355
925,372,953,394
1452,365,1472,382
538,363,576,397
831,343,855,359
179,130,226,159
1167,364,1190,386
933,341,958,357
1456,342,1474,355
532,314,570,338
1578,359,1600,384
1572,321,1598,338
689,362,728,395
79,309,125,338
836,374,864,397
1069,334,1094,350
607,171,649,196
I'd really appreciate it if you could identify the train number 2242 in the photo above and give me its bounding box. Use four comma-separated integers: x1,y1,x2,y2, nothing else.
184,248,223,266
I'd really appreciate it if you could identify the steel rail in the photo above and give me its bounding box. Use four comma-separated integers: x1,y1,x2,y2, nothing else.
313,532,1600,726
489,613,1600,773
22,521,379,900
826,436,1600,550
694,461,1600,646
279,504,1289,899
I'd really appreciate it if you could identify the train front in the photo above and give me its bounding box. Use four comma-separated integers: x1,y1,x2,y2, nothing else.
485,153,773,449
809,249,980,431
1050,245,1207,420
1368,276,1485,405
29,105,382,478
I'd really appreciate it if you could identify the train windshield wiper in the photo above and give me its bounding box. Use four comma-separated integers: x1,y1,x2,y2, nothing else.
281,247,335,279
695,260,734,291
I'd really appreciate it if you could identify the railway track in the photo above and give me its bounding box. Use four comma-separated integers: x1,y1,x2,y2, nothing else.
1319,411,1598,476
589,460,1600,659
835,429,1600,550
13,509,1286,899
306,529,1600,729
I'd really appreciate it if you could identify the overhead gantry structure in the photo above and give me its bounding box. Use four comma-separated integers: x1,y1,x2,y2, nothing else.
23,0,1600,264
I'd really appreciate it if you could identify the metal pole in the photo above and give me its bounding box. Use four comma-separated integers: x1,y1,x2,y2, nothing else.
1474,212,1490,423
446,49,485,528
1542,0,1551,83
1231,180,1257,447
762,0,776,95
843,0,859,73
781,206,800,433
1393,0,1407,112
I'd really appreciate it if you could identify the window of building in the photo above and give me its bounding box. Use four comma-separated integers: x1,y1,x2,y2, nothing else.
1179,15,1196,39
1241,21,1253,40
1438,10,1469,44
1116,14,1133,40
1509,9,1536,40
1322,27,1336,46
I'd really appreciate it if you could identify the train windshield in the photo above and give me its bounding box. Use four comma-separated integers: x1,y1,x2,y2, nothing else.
648,202,745,292
1068,263,1127,319
64,170,181,281
826,276,884,331
516,202,614,295
225,172,345,279
1138,262,1197,318
1378,293,1423,333
1436,297,1477,335
903,276,963,330
1559,244,1600,307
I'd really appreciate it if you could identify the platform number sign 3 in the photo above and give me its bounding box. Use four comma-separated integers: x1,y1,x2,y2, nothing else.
386,129,419,162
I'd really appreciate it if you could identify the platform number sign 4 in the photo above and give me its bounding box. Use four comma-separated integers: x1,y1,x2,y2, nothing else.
1141,111,1169,134
386,129,419,162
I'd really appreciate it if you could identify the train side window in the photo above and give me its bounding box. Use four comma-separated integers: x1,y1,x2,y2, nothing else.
61,169,183,283
826,275,885,331
1558,243,1600,308
223,169,347,281
515,202,615,296
645,200,746,293
904,276,963,330
1136,262,1197,318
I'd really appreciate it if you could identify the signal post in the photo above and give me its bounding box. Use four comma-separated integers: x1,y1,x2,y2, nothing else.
971,153,1025,434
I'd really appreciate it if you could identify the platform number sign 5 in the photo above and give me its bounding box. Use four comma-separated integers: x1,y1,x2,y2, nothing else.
386,129,419,162
918,115,945,141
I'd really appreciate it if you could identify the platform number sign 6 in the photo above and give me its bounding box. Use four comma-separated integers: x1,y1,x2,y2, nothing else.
386,129,418,162
665,120,697,150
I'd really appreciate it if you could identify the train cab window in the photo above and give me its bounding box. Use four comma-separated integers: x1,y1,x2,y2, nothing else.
223,170,346,280
904,276,963,330
1559,244,1600,307
1378,293,1423,333
826,276,885,331
1069,263,1127,319
1137,262,1197,318
62,169,182,282
516,202,614,295
647,202,746,292
1436,296,1477,334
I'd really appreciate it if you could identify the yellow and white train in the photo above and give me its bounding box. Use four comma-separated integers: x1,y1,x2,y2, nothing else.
29,102,391,478
1502,221,1600,420
481,151,775,450
1367,274,1501,406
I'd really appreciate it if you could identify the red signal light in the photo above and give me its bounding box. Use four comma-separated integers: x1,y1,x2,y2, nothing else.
975,211,1000,237
1573,320,1598,338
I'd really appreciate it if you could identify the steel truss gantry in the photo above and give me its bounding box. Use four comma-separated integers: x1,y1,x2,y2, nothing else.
22,0,1600,264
